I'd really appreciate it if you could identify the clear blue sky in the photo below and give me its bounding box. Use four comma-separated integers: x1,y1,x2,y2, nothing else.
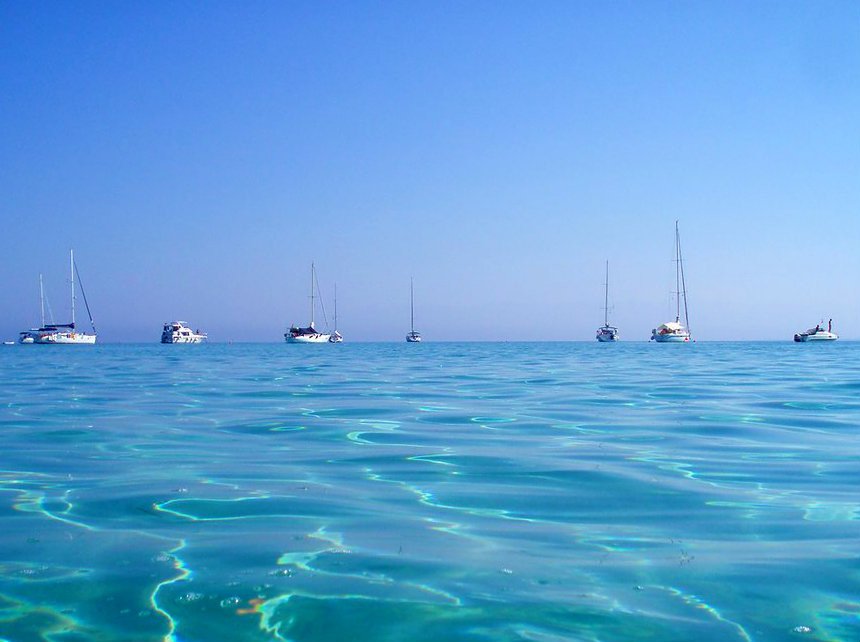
2,2,858,341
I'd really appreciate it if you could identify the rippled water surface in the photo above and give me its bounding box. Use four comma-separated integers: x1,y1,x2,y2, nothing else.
1,342,859,641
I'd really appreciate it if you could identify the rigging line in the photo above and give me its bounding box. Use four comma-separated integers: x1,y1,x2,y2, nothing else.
73,260,97,334
45,290,56,325
314,268,330,330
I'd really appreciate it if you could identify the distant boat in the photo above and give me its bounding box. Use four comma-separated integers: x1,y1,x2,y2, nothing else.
651,221,691,343
19,273,47,344
794,319,838,342
596,260,619,342
285,262,331,343
161,321,207,344
406,277,422,342
329,283,343,343
33,250,97,345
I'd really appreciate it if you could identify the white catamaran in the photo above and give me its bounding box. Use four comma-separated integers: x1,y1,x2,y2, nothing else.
406,277,422,342
596,260,619,342
651,221,691,343
34,250,97,345
285,263,331,343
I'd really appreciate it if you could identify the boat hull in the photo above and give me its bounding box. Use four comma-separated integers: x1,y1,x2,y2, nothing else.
286,334,331,343
35,332,97,345
162,336,206,344
652,333,690,343
794,332,837,342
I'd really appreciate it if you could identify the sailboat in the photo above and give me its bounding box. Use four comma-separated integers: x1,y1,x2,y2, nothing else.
651,221,691,343
285,263,331,343
329,283,343,343
406,277,422,342
19,274,47,344
34,250,97,344
596,260,619,342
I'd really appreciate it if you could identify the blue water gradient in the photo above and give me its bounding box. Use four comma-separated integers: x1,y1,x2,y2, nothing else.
1,342,858,641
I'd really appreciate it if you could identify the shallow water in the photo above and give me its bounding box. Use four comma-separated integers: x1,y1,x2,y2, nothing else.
1,342,858,641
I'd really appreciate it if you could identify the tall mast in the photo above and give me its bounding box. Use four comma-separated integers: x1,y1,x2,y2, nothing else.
604,260,609,326
410,277,415,333
70,249,76,327
674,221,681,323
333,282,338,332
39,274,45,327
310,262,315,328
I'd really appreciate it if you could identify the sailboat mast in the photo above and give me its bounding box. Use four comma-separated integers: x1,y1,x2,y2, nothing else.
333,283,338,332
674,222,681,323
678,223,691,337
39,274,45,327
604,260,609,326
410,277,415,333
70,249,76,327
310,262,315,328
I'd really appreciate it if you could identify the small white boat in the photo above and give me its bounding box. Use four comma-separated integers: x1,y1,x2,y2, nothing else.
652,221,691,343
161,321,207,344
328,284,343,343
286,263,331,344
596,260,619,342
3,341,15,346
34,250,97,345
406,277,422,342
794,319,838,342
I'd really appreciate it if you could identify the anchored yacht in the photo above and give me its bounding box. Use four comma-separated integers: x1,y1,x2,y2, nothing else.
652,222,691,343
161,321,207,344
794,319,838,342
286,263,332,343
329,284,343,343
406,277,422,342
596,260,619,342
33,250,97,345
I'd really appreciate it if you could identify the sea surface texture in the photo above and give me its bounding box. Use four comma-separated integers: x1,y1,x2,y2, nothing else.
1,342,858,642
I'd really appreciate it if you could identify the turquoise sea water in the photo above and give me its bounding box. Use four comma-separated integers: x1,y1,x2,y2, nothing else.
1,342,858,642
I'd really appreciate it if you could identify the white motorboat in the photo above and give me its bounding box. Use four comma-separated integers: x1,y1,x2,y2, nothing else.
161,321,207,344
286,263,331,344
596,260,619,342
34,251,97,345
652,221,691,343
406,277,422,342
794,320,837,342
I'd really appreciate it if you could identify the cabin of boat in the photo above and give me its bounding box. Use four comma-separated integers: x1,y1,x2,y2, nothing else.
651,321,690,342
794,320,837,342
406,331,422,343
329,330,343,343
162,321,207,344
